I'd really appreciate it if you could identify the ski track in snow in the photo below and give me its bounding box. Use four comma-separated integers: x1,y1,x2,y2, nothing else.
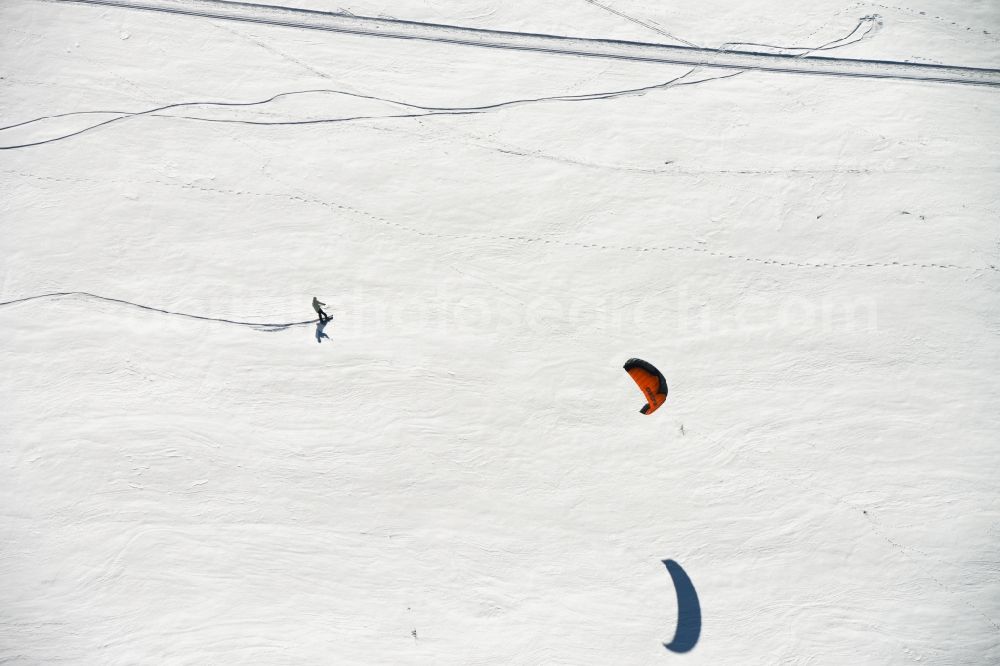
4,4,1000,663
578,0,701,47
4,168,997,275
0,291,315,330
0,70,739,150
0,16,889,151
4,298,996,632
719,14,883,54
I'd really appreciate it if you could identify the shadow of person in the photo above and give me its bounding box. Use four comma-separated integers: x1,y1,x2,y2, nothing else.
315,319,331,343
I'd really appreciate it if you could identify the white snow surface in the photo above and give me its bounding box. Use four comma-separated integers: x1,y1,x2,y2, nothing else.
2,0,999,664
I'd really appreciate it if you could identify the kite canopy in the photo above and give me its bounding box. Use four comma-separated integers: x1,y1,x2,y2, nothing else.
623,358,668,415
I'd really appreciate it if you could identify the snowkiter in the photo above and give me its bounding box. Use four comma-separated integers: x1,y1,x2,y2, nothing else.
312,296,330,323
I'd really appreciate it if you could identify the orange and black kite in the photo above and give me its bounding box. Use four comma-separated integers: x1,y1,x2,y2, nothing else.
624,358,668,415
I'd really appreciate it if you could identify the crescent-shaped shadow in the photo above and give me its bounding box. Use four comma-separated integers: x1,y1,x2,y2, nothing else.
663,559,701,653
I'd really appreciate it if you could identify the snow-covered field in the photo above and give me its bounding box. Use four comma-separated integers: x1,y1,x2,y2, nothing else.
2,0,998,663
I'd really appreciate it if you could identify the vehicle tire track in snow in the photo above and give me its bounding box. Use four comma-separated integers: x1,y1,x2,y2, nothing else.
0,292,315,330
4,169,998,274
45,0,1000,87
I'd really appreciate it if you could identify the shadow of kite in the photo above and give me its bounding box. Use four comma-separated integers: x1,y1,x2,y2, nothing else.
663,559,701,653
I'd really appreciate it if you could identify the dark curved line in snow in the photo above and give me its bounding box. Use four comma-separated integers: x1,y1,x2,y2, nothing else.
0,77,688,133
1,14,876,136
0,88,457,150
0,292,315,330
0,87,462,133
0,15,883,149
720,15,881,54
0,69,743,149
